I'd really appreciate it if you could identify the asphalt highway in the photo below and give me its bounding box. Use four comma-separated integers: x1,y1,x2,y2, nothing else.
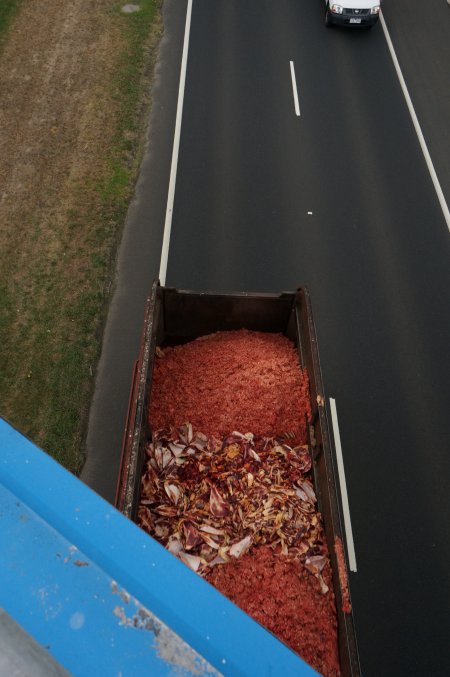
165,2,450,675
84,1,450,674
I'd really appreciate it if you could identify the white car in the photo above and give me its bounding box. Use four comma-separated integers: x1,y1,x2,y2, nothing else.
324,0,381,28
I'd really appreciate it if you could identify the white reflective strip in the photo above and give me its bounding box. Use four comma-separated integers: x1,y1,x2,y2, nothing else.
329,398,357,572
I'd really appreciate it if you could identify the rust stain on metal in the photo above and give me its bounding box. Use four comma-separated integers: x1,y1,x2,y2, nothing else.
334,536,352,614
111,580,130,603
111,582,221,675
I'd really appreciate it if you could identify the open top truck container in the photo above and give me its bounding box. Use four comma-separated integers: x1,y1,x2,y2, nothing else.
116,280,361,676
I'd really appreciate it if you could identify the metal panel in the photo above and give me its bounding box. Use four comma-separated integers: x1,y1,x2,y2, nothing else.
0,418,316,676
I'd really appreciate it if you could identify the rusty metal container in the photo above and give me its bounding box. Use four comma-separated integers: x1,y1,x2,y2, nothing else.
116,280,361,676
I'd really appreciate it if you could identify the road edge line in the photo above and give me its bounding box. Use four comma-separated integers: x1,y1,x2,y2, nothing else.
159,0,193,285
380,12,450,233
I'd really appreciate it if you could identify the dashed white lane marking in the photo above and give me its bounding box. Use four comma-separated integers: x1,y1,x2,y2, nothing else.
289,60,301,117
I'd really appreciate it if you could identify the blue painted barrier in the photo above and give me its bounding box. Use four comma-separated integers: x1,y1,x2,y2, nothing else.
0,419,317,676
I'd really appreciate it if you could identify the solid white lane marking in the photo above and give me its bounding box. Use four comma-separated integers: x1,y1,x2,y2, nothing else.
289,60,301,117
380,12,450,233
329,398,357,572
159,0,193,285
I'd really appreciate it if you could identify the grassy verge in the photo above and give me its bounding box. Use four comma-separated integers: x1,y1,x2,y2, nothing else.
0,0,163,473
0,0,22,48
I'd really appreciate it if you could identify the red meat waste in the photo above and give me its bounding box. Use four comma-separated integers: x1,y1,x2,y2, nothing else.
146,330,340,675
206,546,340,677
149,329,312,444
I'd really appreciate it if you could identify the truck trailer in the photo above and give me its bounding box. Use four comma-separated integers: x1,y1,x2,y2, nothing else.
116,281,361,677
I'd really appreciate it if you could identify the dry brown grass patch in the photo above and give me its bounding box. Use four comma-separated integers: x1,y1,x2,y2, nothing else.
0,0,162,470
